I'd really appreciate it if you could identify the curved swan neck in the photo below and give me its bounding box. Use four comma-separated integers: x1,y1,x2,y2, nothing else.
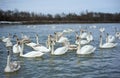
100,36,103,47
78,39,81,50
51,43,54,54
36,35,39,45
20,43,24,56
55,33,58,42
106,34,109,43
6,54,10,67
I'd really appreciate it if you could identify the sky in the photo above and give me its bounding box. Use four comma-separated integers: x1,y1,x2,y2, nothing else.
0,0,120,14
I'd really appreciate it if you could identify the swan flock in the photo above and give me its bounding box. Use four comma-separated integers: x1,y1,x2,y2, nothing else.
1,26,119,73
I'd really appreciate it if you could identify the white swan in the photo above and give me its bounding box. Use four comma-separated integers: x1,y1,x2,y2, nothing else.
31,34,51,53
21,32,30,40
32,45,51,53
114,27,120,38
54,32,64,42
76,37,96,54
51,40,69,55
99,35,117,48
115,32,120,38
75,31,90,45
99,27,105,33
79,29,88,39
5,39,13,47
86,32,93,41
63,28,74,34
4,50,21,73
54,32,68,43
20,43,44,58
57,36,69,43
2,33,11,42
26,34,39,47
75,39,90,45
106,33,115,43
46,35,52,48
2,33,13,47
13,42,21,53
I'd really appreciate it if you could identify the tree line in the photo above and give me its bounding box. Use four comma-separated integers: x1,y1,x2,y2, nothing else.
0,9,120,24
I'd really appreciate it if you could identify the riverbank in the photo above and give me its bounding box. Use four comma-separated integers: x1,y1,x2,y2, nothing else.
0,21,120,25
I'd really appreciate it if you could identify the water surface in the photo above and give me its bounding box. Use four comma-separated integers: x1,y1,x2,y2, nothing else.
0,23,120,78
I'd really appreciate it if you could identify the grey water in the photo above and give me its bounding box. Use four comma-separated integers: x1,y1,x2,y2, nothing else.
0,23,120,78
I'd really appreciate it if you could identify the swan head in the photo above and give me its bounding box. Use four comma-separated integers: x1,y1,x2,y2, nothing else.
13,34,17,38
106,33,109,36
7,50,10,55
76,36,80,41
100,35,102,38
51,40,55,45
90,32,92,35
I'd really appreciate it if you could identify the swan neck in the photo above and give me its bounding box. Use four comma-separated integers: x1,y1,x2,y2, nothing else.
20,43,24,56
36,35,39,45
6,55,10,67
55,34,58,42
100,37,102,47
106,35,108,43
78,40,81,50
51,44,54,54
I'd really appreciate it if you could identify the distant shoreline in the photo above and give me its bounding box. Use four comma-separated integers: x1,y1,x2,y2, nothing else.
0,21,120,25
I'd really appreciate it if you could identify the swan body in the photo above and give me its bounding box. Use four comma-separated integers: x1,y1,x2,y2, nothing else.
80,32,88,39
107,35,115,43
26,42,37,47
115,32,120,38
52,46,68,55
51,40,69,55
20,51,44,58
32,45,50,53
75,39,90,45
21,32,30,40
2,37,10,42
6,40,13,47
99,27,105,33
4,51,20,73
77,45,96,54
100,43,117,48
86,32,93,41
99,35,117,48
20,43,44,58
76,37,96,54
63,28,74,33
57,36,69,43
13,44,22,53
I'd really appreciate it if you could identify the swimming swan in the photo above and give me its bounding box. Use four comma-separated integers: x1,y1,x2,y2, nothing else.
99,35,117,48
20,43,44,58
4,50,21,73
76,37,96,54
51,40,69,55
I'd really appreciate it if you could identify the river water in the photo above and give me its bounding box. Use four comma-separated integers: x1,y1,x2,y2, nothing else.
0,23,120,78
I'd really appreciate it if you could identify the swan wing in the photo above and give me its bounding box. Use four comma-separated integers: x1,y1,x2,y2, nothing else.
13,44,19,53
54,46,68,55
80,33,88,39
108,35,115,43
10,61,21,71
2,38,10,42
33,46,50,52
57,37,68,43
26,42,37,47
23,51,44,57
80,45,95,54
102,43,117,48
